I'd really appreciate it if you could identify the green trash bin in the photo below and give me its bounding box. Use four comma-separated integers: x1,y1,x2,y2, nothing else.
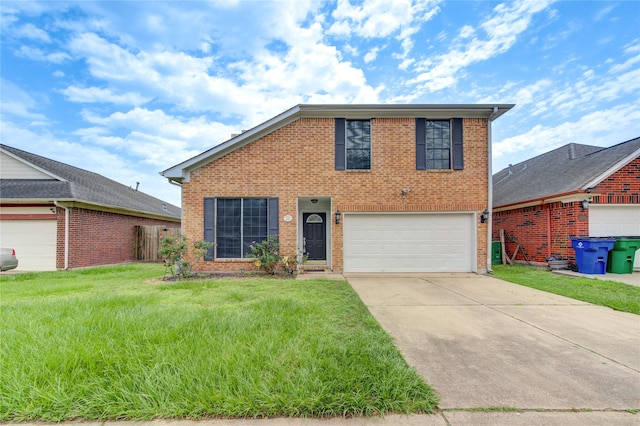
492,241,502,265
607,237,640,274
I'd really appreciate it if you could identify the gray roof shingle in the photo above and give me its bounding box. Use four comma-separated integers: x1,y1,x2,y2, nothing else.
1,144,180,219
493,137,640,207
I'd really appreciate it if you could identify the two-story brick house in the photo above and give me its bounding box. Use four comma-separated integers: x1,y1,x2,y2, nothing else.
161,104,513,273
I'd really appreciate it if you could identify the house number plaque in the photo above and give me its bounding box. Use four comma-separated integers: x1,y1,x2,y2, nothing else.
283,215,292,222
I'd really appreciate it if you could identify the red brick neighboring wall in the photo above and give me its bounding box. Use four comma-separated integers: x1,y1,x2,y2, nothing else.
492,157,640,264
56,207,180,269
591,158,640,205
182,117,491,272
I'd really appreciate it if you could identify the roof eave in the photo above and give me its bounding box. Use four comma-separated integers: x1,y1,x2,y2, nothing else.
493,189,598,212
161,103,514,180
1,197,180,222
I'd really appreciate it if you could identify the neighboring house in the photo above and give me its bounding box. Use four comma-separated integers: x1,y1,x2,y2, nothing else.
161,104,513,274
0,144,181,271
492,137,640,268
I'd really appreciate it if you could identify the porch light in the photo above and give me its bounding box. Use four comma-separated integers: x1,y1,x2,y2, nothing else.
581,199,590,210
335,210,341,224
480,209,489,223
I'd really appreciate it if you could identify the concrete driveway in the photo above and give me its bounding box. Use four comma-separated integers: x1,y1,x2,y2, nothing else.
346,273,640,424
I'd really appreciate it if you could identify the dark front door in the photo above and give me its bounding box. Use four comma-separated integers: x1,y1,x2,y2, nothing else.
303,213,326,261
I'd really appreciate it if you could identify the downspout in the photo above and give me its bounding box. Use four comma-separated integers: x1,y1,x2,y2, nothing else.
54,201,70,270
486,107,499,273
546,204,552,259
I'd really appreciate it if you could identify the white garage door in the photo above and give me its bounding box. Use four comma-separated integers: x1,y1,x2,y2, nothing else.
589,205,640,269
0,220,57,271
343,213,475,273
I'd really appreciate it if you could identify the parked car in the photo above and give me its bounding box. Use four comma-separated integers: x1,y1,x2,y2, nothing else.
0,248,19,271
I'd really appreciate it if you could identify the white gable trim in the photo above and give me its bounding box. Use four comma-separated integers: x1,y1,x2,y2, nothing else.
0,147,67,181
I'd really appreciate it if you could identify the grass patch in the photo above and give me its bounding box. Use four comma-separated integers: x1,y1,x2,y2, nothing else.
0,264,437,421
491,265,640,315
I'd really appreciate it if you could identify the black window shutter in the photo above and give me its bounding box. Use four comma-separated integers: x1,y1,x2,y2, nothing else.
416,118,426,170
452,118,464,170
203,197,215,260
267,198,279,236
335,118,346,170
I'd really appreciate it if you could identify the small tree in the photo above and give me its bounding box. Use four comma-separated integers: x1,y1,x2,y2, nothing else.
160,235,214,279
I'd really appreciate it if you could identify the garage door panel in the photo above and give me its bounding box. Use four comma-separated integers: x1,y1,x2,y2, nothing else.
589,205,640,268
344,213,474,273
0,220,56,271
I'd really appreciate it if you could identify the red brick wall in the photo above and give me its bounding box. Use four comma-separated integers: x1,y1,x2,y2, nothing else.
591,158,640,205
182,117,491,272
492,202,587,264
55,207,180,269
492,157,639,264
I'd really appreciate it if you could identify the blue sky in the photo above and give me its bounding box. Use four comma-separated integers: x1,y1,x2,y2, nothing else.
1,0,639,207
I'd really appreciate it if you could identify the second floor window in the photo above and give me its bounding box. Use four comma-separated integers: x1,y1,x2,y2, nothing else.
346,119,371,170
426,120,451,170
416,117,464,170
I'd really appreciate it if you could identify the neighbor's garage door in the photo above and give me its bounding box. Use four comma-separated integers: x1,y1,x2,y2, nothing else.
343,213,475,273
589,205,640,269
0,220,57,271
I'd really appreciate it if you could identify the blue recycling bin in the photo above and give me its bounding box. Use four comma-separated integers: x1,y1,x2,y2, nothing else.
570,237,616,274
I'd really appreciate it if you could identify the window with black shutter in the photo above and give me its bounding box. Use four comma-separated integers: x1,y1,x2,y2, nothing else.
203,197,278,259
336,118,371,170
416,118,464,170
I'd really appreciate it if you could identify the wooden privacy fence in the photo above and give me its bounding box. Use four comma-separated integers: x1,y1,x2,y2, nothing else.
134,225,181,262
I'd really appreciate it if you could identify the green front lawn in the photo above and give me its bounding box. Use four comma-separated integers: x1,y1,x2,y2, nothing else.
0,264,437,421
491,265,640,315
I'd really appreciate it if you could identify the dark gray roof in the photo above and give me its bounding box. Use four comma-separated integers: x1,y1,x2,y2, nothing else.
1,144,181,220
493,137,640,207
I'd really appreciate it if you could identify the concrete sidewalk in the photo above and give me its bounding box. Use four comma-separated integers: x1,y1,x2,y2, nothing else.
552,269,639,286
347,273,640,425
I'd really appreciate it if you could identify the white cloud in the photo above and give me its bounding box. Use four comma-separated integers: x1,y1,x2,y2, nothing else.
411,0,555,92
0,79,48,122
12,23,51,42
77,107,237,167
16,45,70,63
328,0,441,67
609,42,640,73
493,102,640,170
364,46,380,63
61,86,150,105
330,0,430,38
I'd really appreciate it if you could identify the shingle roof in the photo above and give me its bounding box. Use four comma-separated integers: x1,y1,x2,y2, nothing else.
493,137,640,208
1,144,181,220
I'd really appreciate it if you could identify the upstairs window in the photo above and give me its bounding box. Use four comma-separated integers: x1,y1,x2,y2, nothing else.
346,119,371,170
416,118,464,170
335,118,371,170
426,120,451,170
